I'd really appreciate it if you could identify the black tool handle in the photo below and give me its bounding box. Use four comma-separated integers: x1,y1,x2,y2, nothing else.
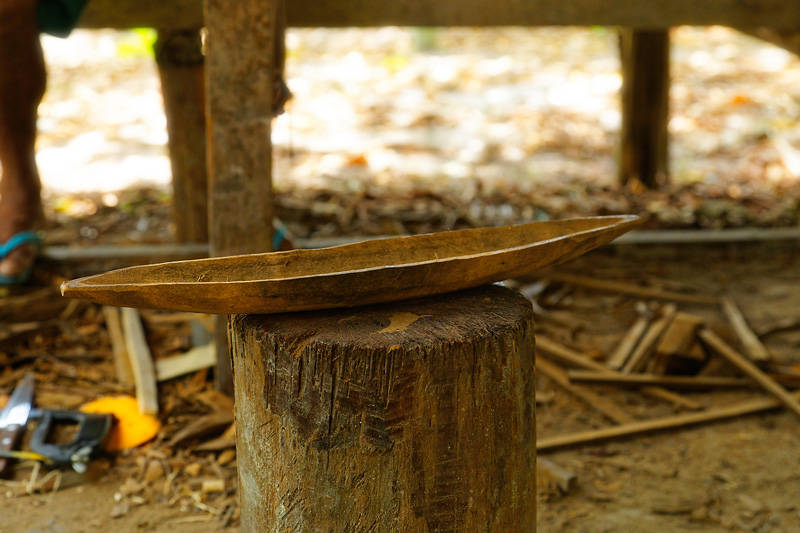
29,409,113,466
0,423,25,477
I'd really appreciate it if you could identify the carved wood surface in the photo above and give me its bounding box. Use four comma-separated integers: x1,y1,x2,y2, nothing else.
61,215,639,314
229,284,536,532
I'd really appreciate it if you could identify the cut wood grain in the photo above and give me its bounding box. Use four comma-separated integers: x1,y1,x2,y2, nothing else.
545,273,718,305
538,392,800,452
230,285,537,531
567,371,751,389
102,306,133,387
607,316,649,370
721,297,770,363
537,358,633,424
120,308,159,415
698,329,800,419
155,344,216,382
623,305,677,373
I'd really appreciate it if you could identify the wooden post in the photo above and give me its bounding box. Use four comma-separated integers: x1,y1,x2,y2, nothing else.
619,28,670,189
229,285,536,532
204,0,278,393
155,28,208,243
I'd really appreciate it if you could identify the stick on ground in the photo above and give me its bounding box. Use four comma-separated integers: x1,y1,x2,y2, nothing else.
120,307,159,415
567,370,752,389
607,316,649,370
538,391,800,451
536,358,634,424
545,272,719,305
623,305,676,373
721,297,770,363
699,328,800,419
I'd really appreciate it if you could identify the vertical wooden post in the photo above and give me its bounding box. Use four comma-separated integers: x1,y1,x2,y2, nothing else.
155,28,208,244
204,0,277,393
229,285,536,532
619,28,670,189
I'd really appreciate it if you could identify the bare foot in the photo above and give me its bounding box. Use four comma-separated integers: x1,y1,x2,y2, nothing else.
0,194,42,281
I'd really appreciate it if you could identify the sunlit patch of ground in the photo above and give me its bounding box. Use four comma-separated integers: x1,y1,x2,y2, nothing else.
37,26,800,235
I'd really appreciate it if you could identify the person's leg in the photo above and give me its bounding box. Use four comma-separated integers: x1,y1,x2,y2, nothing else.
0,0,45,279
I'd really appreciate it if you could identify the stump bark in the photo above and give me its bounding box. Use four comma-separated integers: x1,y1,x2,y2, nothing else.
229,284,536,532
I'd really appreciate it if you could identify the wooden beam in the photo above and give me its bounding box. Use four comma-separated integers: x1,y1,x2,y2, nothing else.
79,0,800,30
699,329,800,419
120,308,159,414
619,28,670,189
155,28,209,243
538,391,800,452
567,370,751,389
204,0,278,393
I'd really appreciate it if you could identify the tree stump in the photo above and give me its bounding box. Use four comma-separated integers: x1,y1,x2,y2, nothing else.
229,284,536,532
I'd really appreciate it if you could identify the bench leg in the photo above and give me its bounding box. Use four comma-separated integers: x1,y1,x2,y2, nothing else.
155,28,208,243
619,28,670,189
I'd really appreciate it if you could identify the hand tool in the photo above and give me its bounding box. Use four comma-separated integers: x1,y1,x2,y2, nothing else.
0,374,113,474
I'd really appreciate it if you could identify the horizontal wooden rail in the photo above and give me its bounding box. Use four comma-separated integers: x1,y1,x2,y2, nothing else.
79,0,800,30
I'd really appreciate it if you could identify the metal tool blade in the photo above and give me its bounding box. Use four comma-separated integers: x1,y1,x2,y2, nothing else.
0,373,34,429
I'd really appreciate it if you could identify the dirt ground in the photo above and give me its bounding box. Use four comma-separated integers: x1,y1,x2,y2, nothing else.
2,239,799,532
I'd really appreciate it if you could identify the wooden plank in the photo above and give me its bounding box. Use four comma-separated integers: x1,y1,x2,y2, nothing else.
657,312,705,359
618,29,669,188
721,297,770,363
102,306,134,387
699,329,800,419
567,370,751,389
607,316,649,370
623,305,677,373
537,358,634,424
538,392,800,452
155,343,216,382
546,273,718,305
155,29,208,243
536,335,612,373
120,308,159,414
204,0,279,393
639,387,702,411
78,0,800,30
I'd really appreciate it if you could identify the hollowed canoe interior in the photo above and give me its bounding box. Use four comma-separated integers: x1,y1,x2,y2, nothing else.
76,216,635,286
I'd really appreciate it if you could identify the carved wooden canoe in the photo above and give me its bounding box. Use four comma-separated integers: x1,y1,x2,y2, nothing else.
61,215,639,314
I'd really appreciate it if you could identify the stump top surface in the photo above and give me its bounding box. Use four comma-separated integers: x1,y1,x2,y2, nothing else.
233,284,532,349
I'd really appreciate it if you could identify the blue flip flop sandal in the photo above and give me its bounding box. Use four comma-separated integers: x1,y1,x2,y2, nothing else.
0,231,42,286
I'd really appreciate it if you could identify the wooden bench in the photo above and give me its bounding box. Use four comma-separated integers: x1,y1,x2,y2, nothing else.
74,1,800,239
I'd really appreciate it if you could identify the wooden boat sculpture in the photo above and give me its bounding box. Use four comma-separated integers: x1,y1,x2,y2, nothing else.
61,215,639,314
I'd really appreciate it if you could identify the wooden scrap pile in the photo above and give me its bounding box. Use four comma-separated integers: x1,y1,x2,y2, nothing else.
521,273,800,454
0,287,240,526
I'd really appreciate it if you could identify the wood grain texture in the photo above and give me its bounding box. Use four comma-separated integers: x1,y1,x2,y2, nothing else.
78,0,800,29
155,29,208,243
62,215,639,314
230,285,536,532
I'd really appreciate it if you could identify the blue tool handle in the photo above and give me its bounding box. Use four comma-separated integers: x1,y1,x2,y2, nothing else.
28,409,113,466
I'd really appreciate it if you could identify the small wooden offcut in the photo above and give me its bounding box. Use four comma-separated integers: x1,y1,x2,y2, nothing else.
228,284,536,532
